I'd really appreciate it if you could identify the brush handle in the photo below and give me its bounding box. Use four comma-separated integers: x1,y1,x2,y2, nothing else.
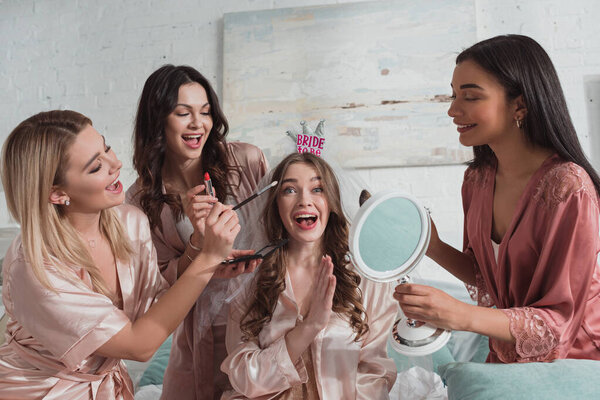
232,181,277,211
232,193,258,211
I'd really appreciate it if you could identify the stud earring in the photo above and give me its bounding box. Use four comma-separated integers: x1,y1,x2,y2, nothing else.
516,119,523,129
65,199,70,206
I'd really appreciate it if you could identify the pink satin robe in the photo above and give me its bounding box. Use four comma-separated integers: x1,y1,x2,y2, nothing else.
463,154,600,362
221,273,398,399
126,142,268,400
0,205,169,399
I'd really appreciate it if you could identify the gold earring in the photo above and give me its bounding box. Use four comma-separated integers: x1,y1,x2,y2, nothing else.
516,119,523,129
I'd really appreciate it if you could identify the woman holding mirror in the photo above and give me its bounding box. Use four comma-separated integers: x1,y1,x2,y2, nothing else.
126,65,268,399
0,110,251,398
394,35,600,363
221,153,397,399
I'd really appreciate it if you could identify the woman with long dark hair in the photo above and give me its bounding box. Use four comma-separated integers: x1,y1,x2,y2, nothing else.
0,110,250,398
126,65,268,399
395,35,600,363
222,153,397,399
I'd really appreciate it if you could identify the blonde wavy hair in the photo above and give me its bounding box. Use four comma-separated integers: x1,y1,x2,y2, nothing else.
240,153,369,341
1,110,132,302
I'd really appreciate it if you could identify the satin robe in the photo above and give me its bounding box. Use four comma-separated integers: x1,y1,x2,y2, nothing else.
126,142,268,400
463,154,600,362
0,205,169,399
221,273,397,399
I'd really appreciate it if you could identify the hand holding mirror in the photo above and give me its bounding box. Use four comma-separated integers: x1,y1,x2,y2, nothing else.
348,190,451,356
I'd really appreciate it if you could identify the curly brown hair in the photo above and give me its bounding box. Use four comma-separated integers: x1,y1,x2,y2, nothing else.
240,153,369,341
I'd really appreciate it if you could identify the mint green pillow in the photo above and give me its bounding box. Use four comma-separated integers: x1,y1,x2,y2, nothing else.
139,336,172,387
439,359,600,400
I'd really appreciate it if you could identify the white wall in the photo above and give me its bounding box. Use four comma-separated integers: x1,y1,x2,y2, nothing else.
1,0,599,284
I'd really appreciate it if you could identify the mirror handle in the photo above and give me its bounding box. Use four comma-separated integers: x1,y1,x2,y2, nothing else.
398,275,418,328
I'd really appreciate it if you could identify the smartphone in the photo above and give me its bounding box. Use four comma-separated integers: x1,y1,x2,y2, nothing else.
221,253,262,265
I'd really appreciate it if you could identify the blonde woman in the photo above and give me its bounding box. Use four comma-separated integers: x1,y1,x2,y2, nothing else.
0,110,257,399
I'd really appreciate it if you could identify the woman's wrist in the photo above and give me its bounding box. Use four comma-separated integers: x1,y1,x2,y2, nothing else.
184,252,222,277
188,232,203,251
456,303,475,332
463,305,513,342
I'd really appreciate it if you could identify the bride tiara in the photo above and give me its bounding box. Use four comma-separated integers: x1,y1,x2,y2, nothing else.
286,120,326,157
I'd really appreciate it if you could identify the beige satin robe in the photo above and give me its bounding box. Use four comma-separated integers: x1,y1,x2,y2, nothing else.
0,205,169,399
221,273,397,400
126,142,269,400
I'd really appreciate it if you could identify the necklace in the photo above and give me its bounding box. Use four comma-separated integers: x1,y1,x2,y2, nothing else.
75,230,101,249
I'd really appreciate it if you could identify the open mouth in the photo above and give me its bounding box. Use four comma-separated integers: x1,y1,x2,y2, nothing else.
294,213,318,229
106,177,122,193
182,134,203,147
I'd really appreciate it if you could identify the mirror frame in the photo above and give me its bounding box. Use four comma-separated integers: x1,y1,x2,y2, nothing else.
348,190,431,282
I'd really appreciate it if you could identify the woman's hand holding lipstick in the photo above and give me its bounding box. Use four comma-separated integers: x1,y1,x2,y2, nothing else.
182,184,218,250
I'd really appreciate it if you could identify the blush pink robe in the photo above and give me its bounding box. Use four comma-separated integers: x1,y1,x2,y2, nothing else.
0,205,169,399
126,142,268,400
463,154,600,363
221,273,397,399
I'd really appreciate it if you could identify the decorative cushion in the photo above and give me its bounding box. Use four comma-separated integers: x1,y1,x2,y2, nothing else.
138,336,172,387
439,358,600,400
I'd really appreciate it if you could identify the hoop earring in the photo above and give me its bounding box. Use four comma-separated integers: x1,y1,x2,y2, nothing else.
516,119,523,129
65,199,70,206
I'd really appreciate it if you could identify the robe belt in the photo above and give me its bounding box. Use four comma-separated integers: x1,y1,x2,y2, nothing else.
5,336,134,399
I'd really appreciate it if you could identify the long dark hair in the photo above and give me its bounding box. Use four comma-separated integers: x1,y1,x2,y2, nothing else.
132,65,237,230
240,153,369,341
458,34,600,195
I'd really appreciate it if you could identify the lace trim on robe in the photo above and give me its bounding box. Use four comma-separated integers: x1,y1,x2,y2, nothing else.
463,165,495,307
494,307,559,363
464,249,495,308
532,162,598,210
463,165,490,187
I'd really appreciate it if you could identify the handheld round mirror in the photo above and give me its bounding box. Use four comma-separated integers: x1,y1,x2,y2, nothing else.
349,191,430,282
348,190,450,356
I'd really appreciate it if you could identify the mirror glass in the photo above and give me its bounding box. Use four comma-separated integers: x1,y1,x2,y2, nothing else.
358,197,422,273
349,191,429,282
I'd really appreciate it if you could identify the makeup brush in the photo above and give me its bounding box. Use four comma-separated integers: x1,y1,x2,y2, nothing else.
232,180,278,211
